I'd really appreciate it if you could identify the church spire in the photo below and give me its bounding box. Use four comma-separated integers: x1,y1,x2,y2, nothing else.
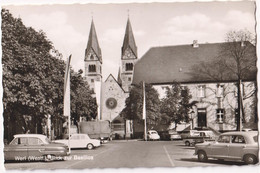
86,19,102,63
122,17,137,57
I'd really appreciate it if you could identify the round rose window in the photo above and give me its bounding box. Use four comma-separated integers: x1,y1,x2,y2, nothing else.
106,98,117,109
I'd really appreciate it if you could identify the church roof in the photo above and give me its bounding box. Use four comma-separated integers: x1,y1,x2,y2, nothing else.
122,18,138,57
133,42,256,85
86,20,102,63
105,74,126,93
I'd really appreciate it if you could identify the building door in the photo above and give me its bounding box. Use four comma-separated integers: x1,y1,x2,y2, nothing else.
197,109,207,128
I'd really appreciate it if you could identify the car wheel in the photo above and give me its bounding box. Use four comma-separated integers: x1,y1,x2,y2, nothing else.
44,154,55,162
87,143,94,150
244,154,257,164
185,141,190,146
198,151,208,162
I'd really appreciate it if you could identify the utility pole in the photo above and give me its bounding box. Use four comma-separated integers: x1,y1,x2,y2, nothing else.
143,81,147,141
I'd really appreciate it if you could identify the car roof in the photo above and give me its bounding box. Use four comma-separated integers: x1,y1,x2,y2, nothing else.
14,134,47,138
220,131,258,136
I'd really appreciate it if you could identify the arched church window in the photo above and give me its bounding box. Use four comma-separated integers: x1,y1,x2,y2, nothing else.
126,63,133,71
89,65,96,72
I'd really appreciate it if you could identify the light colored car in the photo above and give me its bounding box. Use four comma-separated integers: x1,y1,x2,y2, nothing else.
147,130,160,141
4,134,69,161
194,131,259,164
55,133,101,150
183,130,216,146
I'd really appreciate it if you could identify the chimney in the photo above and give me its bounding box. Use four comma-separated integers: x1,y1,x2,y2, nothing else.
193,40,199,48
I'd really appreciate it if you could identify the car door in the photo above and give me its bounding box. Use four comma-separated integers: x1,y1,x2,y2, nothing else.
80,134,90,147
228,135,246,160
27,137,45,159
5,137,28,160
208,135,230,159
70,135,81,148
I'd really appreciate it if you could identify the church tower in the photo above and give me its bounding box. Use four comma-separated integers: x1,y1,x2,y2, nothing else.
120,18,138,92
84,19,102,92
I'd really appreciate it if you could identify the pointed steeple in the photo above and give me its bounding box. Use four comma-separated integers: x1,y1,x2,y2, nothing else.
86,19,102,63
122,18,137,57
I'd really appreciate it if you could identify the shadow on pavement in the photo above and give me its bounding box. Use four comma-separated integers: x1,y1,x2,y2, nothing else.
180,158,246,166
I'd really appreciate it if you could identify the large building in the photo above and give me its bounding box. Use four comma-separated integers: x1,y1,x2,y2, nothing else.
133,40,257,132
84,18,257,138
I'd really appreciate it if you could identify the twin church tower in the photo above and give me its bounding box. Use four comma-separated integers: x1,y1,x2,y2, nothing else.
84,17,138,127
84,18,137,93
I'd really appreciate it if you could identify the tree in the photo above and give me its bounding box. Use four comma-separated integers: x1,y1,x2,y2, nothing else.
2,9,96,141
160,82,192,126
221,30,256,131
71,69,97,124
191,29,257,131
121,83,161,128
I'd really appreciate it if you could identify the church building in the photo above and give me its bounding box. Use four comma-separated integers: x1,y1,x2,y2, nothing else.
84,17,257,138
84,18,138,138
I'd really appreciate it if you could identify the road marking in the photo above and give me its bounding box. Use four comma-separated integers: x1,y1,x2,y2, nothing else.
163,145,175,167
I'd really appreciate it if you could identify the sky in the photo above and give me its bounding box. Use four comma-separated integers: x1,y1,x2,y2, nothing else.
1,0,257,80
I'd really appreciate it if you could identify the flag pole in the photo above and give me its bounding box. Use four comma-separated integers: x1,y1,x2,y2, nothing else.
64,55,72,154
143,81,147,141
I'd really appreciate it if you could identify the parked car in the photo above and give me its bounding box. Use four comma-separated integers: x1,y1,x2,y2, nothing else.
180,130,200,139
4,134,69,161
54,133,101,150
147,130,160,141
168,130,182,140
183,130,216,146
194,131,259,164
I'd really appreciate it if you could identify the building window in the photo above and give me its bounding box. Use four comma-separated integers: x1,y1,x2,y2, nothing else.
197,85,206,98
126,63,133,71
216,109,224,123
128,77,131,81
91,79,94,83
89,65,96,72
90,55,94,60
217,84,224,98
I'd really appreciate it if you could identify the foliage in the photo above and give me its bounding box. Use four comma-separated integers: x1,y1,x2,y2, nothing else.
121,83,161,124
71,69,97,123
2,9,97,140
160,82,192,125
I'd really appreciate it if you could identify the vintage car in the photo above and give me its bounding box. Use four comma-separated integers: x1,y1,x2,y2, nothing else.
147,130,160,141
183,130,216,146
194,131,259,164
54,133,101,150
4,134,69,161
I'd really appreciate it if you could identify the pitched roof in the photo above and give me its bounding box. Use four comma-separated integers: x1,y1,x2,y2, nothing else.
86,20,102,62
133,42,256,85
122,18,137,57
104,74,126,93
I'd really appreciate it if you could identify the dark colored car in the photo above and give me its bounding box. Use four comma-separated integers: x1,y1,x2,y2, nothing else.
4,134,69,161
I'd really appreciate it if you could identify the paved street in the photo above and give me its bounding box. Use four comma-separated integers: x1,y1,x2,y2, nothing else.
4,140,246,170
